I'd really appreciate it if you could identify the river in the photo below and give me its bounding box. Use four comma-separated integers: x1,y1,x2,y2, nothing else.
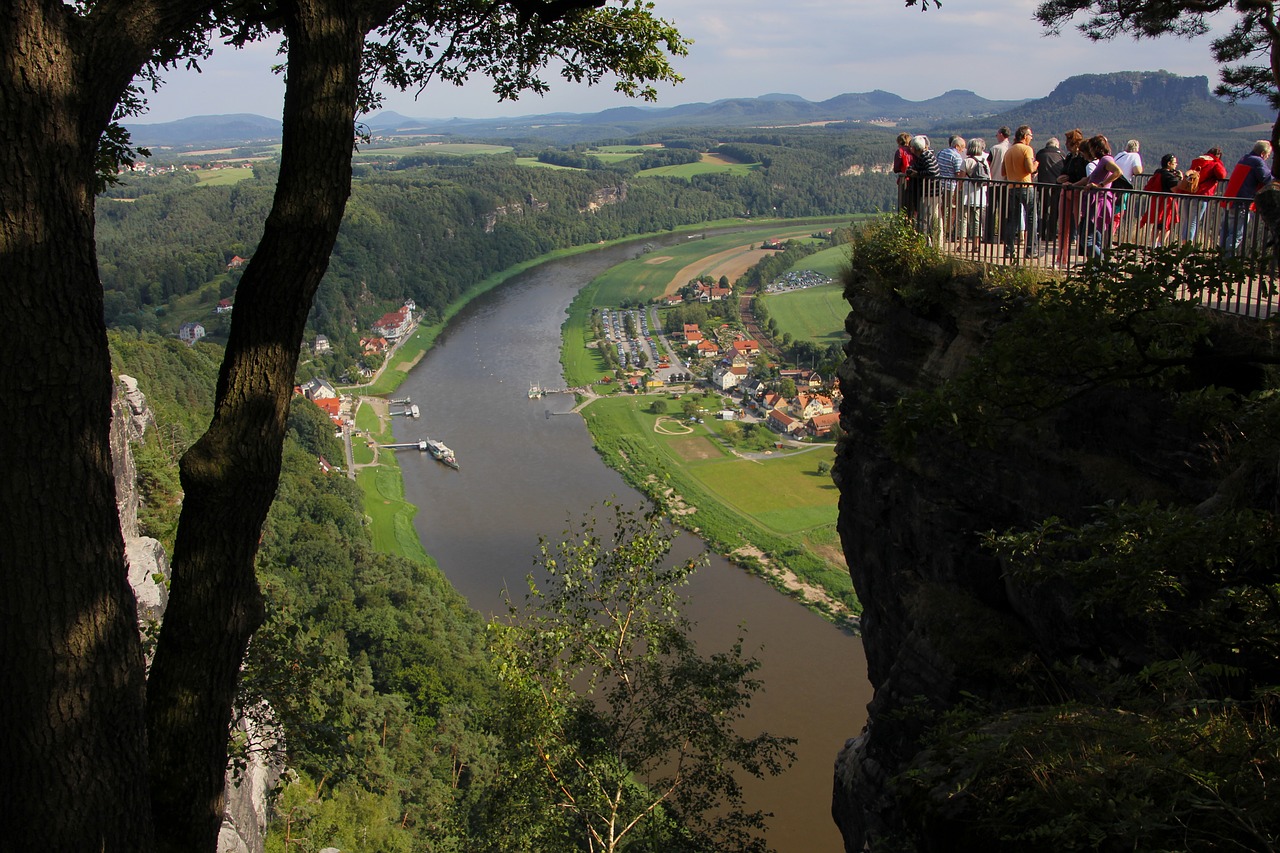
392,235,871,852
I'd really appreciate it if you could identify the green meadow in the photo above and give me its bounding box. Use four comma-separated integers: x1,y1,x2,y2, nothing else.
637,156,759,179
194,168,255,186
580,394,855,616
353,400,430,564
761,283,849,346
758,244,853,346
514,157,578,169
355,142,513,159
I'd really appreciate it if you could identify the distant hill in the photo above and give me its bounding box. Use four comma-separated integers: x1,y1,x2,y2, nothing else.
358,90,1028,142
126,113,282,148
126,91,1028,149
125,72,1275,151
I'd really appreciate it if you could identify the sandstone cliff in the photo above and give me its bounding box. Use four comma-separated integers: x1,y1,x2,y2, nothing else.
828,265,1261,849
111,375,279,853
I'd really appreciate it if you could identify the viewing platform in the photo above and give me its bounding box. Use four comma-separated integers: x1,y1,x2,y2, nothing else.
901,175,1279,319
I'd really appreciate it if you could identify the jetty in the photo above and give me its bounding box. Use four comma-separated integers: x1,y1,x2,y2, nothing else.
378,438,459,470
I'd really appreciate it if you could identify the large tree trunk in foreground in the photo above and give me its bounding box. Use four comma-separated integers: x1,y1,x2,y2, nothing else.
144,2,371,849
0,2,209,848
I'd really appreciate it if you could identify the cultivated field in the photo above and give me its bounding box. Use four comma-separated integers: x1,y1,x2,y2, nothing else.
636,152,759,179
588,226,824,306
194,168,255,186
355,142,512,158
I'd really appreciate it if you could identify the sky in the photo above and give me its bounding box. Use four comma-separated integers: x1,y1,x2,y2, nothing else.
137,0,1229,125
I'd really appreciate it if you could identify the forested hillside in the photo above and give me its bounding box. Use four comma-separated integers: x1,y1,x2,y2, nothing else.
96,128,898,359
112,330,791,850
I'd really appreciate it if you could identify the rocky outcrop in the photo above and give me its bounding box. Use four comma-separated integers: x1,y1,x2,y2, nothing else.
112,375,168,632
111,375,279,853
829,270,1227,850
581,183,627,213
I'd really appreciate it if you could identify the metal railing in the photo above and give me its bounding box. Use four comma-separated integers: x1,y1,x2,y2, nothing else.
897,174,1279,319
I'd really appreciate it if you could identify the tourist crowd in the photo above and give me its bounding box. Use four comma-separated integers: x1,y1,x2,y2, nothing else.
893,125,1274,263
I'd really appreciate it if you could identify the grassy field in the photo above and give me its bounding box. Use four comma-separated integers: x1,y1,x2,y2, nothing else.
580,395,856,618
514,157,578,170
637,153,759,179
194,169,255,186
355,142,513,159
352,400,430,563
757,244,854,347
760,284,850,347
791,244,852,278
585,225,830,307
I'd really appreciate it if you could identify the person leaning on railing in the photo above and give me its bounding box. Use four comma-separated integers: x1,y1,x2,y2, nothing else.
1036,137,1066,246
1002,125,1039,260
908,135,943,247
1181,146,1228,245
1220,140,1273,258
956,137,990,249
1083,135,1122,258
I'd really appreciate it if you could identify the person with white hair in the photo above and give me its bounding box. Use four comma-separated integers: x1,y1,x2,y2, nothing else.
908,135,943,246
957,137,990,249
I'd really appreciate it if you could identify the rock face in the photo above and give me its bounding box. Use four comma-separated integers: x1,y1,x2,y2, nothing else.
111,375,279,853
829,270,1223,849
112,375,168,630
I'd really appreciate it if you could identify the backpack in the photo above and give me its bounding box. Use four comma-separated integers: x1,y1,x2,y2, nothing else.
1174,168,1201,194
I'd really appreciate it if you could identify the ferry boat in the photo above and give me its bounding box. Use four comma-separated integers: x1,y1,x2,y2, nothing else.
425,438,459,470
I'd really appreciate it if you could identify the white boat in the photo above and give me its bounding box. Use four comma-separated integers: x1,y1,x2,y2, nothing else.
425,439,459,470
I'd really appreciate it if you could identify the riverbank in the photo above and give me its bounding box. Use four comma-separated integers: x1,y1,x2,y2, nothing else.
341,217,859,626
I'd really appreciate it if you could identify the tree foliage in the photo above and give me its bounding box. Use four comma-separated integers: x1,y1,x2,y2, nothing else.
490,505,796,853
854,228,1280,850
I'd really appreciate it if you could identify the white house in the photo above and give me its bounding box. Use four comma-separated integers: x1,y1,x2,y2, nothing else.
178,322,205,345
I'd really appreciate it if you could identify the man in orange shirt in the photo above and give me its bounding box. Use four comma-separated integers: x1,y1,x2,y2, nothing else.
1002,125,1039,259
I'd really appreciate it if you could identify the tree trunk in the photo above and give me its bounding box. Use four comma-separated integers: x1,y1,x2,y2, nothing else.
0,3,197,847
144,2,371,849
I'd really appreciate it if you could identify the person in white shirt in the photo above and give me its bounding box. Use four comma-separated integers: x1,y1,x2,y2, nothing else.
985,126,1011,244
1112,139,1144,241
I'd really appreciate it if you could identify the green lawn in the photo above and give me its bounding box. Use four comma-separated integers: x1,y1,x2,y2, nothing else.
580,395,855,615
760,283,850,347
792,244,852,278
194,169,255,186
637,160,759,179
691,450,839,534
355,142,512,158
587,151,646,163
356,459,429,563
514,157,579,170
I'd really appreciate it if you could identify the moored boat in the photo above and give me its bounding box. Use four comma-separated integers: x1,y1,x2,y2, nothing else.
425,438,459,469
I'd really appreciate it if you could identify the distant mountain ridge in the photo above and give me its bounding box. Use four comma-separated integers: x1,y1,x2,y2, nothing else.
129,113,281,147
126,71,1272,149
126,89,1027,148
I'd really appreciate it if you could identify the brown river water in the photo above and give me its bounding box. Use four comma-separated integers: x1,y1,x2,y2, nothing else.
392,234,872,852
